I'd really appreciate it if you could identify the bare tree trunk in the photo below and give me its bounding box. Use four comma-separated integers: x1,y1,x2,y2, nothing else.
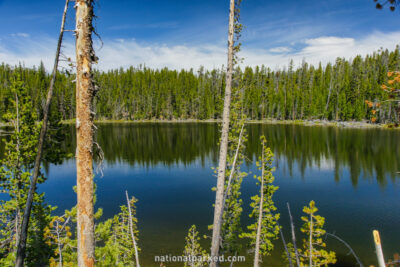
278,222,293,267
15,1,70,265
222,124,244,204
75,0,96,266
56,221,63,267
309,213,313,267
210,0,235,266
254,152,265,267
325,76,333,115
325,233,363,267
125,191,140,267
287,203,301,267
373,230,385,267
14,93,21,253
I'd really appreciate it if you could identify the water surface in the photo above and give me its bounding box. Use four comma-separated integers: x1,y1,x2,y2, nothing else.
2,123,399,266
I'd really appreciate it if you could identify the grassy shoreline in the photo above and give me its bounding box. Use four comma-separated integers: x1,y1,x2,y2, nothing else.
59,118,400,129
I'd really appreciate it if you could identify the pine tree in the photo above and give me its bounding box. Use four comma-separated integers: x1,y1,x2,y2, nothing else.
95,196,140,267
183,225,207,267
300,200,336,267
240,136,279,267
0,75,53,266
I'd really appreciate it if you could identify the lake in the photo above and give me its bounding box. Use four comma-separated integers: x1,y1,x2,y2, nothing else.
1,122,399,266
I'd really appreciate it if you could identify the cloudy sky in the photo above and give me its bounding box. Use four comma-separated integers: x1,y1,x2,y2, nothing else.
1,0,400,70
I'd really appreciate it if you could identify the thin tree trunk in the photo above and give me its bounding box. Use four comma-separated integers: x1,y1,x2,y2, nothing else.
278,222,293,267
325,233,363,267
191,227,195,267
373,230,385,267
75,0,96,266
230,251,237,267
287,203,301,267
14,92,21,253
254,152,265,267
222,124,244,204
309,213,313,267
15,1,70,265
56,221,63,267
325,76,333,115
125,191,140,267
210,0,235,266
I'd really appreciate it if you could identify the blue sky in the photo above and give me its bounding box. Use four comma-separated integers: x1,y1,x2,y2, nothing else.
1,0,400,70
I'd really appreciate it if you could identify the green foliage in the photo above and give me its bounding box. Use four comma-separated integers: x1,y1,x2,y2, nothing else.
240,136,279,258
299,200,336,267
0,75,54,266
219,109,247,254
44,194,140,267
1,47,400,122
282,242,296,267
95,197,140,267
183,225,207,267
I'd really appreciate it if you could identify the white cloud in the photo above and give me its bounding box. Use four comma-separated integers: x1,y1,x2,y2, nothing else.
269,46,292,53
1,31,400,71
10,33,30,38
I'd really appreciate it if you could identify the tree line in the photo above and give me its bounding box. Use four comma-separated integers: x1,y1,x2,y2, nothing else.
1,47,400,123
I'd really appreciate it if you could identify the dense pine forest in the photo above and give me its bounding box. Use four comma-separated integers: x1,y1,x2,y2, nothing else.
1,47,399,123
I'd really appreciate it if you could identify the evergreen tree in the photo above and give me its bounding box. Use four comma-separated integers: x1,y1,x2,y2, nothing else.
1,47,400,123
299,201,336,267
240,136,279,266
0,75,53,266
183,225,207,267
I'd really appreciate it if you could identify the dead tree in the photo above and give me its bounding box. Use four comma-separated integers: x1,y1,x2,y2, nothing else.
325,232,363,267
75,0,96,266
210,0,235,266
125,191,140,267
278,222,294,267
15,1,70,265
373,230,386,267
287,203,301,267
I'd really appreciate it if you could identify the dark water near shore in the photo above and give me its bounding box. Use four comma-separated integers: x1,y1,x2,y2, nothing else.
1,123,400,266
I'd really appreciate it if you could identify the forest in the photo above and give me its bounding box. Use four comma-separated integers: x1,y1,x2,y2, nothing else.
0,46,399,123
0,0,399,266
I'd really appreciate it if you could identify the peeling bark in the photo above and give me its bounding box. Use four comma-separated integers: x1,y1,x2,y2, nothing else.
75,1,96,266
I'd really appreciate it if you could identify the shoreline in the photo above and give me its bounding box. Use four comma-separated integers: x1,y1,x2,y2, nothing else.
60,118,400,129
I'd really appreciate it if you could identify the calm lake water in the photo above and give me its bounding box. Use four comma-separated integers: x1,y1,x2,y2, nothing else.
1,123,400,266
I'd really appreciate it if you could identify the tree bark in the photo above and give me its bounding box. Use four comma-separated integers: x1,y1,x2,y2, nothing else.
125,191,140,267
210,0,235,266
309,213,313,267
287,203,301,267
278,222,294,267
222,124,244,204
254,151,265,267
75,1,96,266
373,230,385,267
15,1,70,265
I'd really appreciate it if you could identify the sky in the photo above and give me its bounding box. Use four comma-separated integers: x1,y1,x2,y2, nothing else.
1,0,400,71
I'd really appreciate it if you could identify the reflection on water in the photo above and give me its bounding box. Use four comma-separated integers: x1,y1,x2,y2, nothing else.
0,123,399,266
51,123,400,187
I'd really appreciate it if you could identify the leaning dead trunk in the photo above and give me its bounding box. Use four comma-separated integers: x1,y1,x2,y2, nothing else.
125,191,140,267
75,0,96,266
15,1,70,265
210,0,235,266
253,152,265,267
287,203,301,267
